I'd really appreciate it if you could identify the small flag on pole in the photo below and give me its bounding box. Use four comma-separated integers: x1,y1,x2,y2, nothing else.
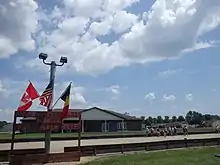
60,83,72,118
17,81,39,112
39,79,53,108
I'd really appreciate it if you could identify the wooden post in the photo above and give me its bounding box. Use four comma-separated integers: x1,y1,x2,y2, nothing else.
10,111,17,152
81,120,84,133
78,114,82,152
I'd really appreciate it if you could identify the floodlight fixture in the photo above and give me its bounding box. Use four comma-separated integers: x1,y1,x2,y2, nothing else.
60,56,67,64
39,53,48,60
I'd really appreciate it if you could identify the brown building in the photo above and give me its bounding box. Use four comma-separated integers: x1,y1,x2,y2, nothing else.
19,107,142,133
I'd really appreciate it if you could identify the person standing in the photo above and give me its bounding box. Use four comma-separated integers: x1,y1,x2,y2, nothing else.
174,126,177,135
164,127,167,137
146,126,150,137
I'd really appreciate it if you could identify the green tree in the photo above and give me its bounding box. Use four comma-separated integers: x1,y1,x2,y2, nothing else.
148,116,153,124
185,111,202,125
186,111,193,124
202,114,212,121
152,117,157,124
0,121,7,129
145,116,153,126
193,111,203,125
171,116,177,122
157,116,163,123
177,115,185,122
145,118,151,126
140,116,145,122
164,116,170,123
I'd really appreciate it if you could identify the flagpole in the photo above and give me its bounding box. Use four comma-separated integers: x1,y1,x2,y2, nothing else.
38,53,68,154
52,82,72,109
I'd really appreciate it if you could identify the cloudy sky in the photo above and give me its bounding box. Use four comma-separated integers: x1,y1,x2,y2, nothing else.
0,0,220,121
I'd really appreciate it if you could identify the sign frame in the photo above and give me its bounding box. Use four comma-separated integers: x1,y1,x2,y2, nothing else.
10,110,82,154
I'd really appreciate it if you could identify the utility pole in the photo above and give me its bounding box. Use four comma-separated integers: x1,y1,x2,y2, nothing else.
39,53,67,153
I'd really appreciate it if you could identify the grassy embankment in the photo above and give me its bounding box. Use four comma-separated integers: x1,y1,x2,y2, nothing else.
82,147,220,165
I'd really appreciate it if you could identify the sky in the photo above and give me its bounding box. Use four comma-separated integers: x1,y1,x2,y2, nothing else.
0,0,220,121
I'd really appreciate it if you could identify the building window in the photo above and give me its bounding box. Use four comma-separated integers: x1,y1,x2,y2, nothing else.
117,121,126,130
123,122,127,130
117,122,122,129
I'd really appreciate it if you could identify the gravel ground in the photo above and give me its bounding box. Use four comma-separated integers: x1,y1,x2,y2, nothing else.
1,133,219,153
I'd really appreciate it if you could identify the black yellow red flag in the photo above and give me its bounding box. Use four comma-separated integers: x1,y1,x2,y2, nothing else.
60,83,71,118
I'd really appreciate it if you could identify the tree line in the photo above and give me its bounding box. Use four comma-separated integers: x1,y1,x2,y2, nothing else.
141,110,220,126
0,121,8,129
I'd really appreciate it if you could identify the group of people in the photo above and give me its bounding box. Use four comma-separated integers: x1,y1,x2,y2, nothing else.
145,125,188,137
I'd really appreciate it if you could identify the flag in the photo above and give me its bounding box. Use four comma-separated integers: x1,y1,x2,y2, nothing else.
60,83,71,118
17,81,39,112
39,79,53,108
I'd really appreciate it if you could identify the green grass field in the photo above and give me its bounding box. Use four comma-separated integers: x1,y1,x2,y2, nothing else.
82,147,220,165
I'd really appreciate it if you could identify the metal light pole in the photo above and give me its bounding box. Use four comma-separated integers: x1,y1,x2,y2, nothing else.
39,53,67,153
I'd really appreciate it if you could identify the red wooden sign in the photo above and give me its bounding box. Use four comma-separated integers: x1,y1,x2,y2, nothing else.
15,111,81,132
15,111,81,118
15,123,80,131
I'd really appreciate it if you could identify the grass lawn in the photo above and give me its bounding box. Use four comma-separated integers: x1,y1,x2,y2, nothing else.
0,131,145,139
82,147,220,165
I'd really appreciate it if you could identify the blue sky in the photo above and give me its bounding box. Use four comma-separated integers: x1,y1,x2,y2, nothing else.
0,0,220,121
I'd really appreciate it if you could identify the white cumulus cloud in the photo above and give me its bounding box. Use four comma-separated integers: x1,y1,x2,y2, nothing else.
158,68,182,78
0,0,39,58
1,0,220,75
144,92,156,103
185,93,193,101
162,94,176,102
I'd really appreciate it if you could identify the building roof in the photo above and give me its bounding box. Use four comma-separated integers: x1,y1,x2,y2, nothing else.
21,107,141,121
85,107,141,120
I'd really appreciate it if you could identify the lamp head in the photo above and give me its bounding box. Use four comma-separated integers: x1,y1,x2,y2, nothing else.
60,56,67,64
39,53,48,60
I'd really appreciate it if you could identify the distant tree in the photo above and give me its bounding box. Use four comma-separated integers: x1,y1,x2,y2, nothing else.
177,116,185,122
193,111,203,125
0,121,7,129
186,111,193,123
212,115,220,120
202,114,212,121
186,111,202,125
164,116,170,123
171,116,177,122
157,116,163,123
145,117,152,126
152,117,157,124
140,116,145,122
148,116,153,124
124,112,130,115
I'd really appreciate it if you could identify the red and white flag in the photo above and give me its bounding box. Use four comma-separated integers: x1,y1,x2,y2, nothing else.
17,81,39,112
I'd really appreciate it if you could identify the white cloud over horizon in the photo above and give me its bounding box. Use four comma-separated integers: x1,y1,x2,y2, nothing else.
185,93,193,101
0,0,220,75
144,92,156,103
162,94,176,102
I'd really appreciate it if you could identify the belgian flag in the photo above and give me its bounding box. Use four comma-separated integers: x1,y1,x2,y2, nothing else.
60,83,71,118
